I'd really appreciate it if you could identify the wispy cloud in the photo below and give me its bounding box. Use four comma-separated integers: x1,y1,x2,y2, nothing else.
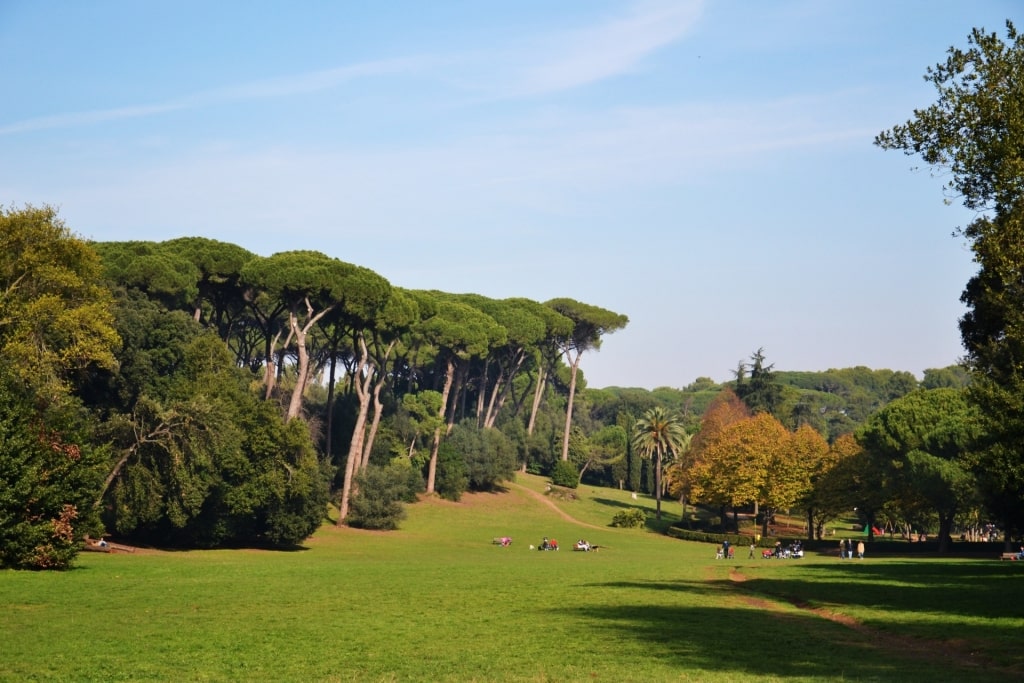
512,0,705,96
0,57,427,136
0,1,703,136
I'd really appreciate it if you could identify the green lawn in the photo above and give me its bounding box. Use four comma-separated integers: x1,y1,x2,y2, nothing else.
2,475,1021,682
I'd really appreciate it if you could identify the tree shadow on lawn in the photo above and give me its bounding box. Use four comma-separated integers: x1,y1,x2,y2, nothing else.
739,560,1024,621
592,497,642,511
712,562,1024,673
565,578,1015,681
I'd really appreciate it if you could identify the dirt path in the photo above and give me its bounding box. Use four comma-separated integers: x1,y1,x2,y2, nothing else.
507,482,609,532
724,565,1019,677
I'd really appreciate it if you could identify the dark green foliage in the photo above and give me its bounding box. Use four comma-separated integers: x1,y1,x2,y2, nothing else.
435,441,468,501
550,459,579,489
443,421,516,492
82,288,201,413
922,366,970,390
610,508,646,528
346,463,409,530
734,348,783,417
475,427,517,490
856,388,981,551
0,376,106,569
876,22,1024,539
104,334,329,548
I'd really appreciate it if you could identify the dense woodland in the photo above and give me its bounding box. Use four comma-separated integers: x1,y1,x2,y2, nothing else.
4,22,1024,570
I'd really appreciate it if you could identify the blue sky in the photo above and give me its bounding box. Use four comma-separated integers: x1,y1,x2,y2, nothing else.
2,1,1019,389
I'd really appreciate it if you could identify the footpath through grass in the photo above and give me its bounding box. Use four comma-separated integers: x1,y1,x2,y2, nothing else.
2,475,1022,682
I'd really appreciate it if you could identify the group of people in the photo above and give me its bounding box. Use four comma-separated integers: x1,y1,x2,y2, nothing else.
715,539,735,559
761,540,803,559
839,538,865,559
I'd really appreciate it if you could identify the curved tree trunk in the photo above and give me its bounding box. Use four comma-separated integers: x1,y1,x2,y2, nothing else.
426,359,456,495
337,336,374,524
527,369,546,436
559,351,582,461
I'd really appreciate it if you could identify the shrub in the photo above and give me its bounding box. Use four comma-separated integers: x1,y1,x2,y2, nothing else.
550,460,579,489
435,441,467,502
346,463,409,530
446,421,516,492
611,508,647,528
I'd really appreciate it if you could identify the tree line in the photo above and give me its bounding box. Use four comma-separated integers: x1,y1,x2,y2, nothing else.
1,208,631,568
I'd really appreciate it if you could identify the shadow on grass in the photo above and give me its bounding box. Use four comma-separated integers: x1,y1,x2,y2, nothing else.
566,576,1021,681
590,497,681,533
729,560,1024,621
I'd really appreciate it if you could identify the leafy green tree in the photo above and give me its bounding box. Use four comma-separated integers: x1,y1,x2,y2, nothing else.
242,251,391,422
857,388,980,552
806,433,862,540
0,373,107,569
921,366,970,390
409,292,505,495
0,205,120,569
632,406,687,520
92,240,198,314
546,298,628,462
102,334,328,548
1,205,120,398
876,21,1024,542
159,237,253,331
734,348,783,417
580,424,627,486
335,287,412,523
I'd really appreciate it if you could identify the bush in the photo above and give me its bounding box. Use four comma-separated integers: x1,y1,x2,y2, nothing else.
550,460,579,489
346,463,409,530
446,421,516,492
435,441,467,501
611,508,647,529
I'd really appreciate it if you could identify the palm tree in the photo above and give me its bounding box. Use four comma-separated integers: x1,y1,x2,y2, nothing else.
632,406,688,520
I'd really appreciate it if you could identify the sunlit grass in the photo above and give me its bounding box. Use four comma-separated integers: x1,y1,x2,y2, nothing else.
1,475,1021,681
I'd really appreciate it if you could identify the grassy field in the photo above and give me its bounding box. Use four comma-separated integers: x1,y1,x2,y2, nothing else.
2,474,1022,682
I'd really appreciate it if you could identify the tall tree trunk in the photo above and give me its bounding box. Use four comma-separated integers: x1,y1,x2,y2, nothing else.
285,310,309,421
559,351,582,461
324,350,338,462
263,328,284,400
360,340,396,469
484,351,525,429
285,297,333,422
527,369,546,436
337,336,374,524
426,359,456,495
654,446,663,520
475,359,489,427
447,363,464,436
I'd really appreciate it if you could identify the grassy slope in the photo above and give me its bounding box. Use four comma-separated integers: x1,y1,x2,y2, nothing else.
1,475,1021,682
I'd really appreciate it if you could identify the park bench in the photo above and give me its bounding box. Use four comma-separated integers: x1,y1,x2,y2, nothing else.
999,552,1018,561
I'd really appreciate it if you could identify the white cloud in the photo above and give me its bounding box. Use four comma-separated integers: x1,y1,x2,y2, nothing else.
511,0,705,96
0,57,428,137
